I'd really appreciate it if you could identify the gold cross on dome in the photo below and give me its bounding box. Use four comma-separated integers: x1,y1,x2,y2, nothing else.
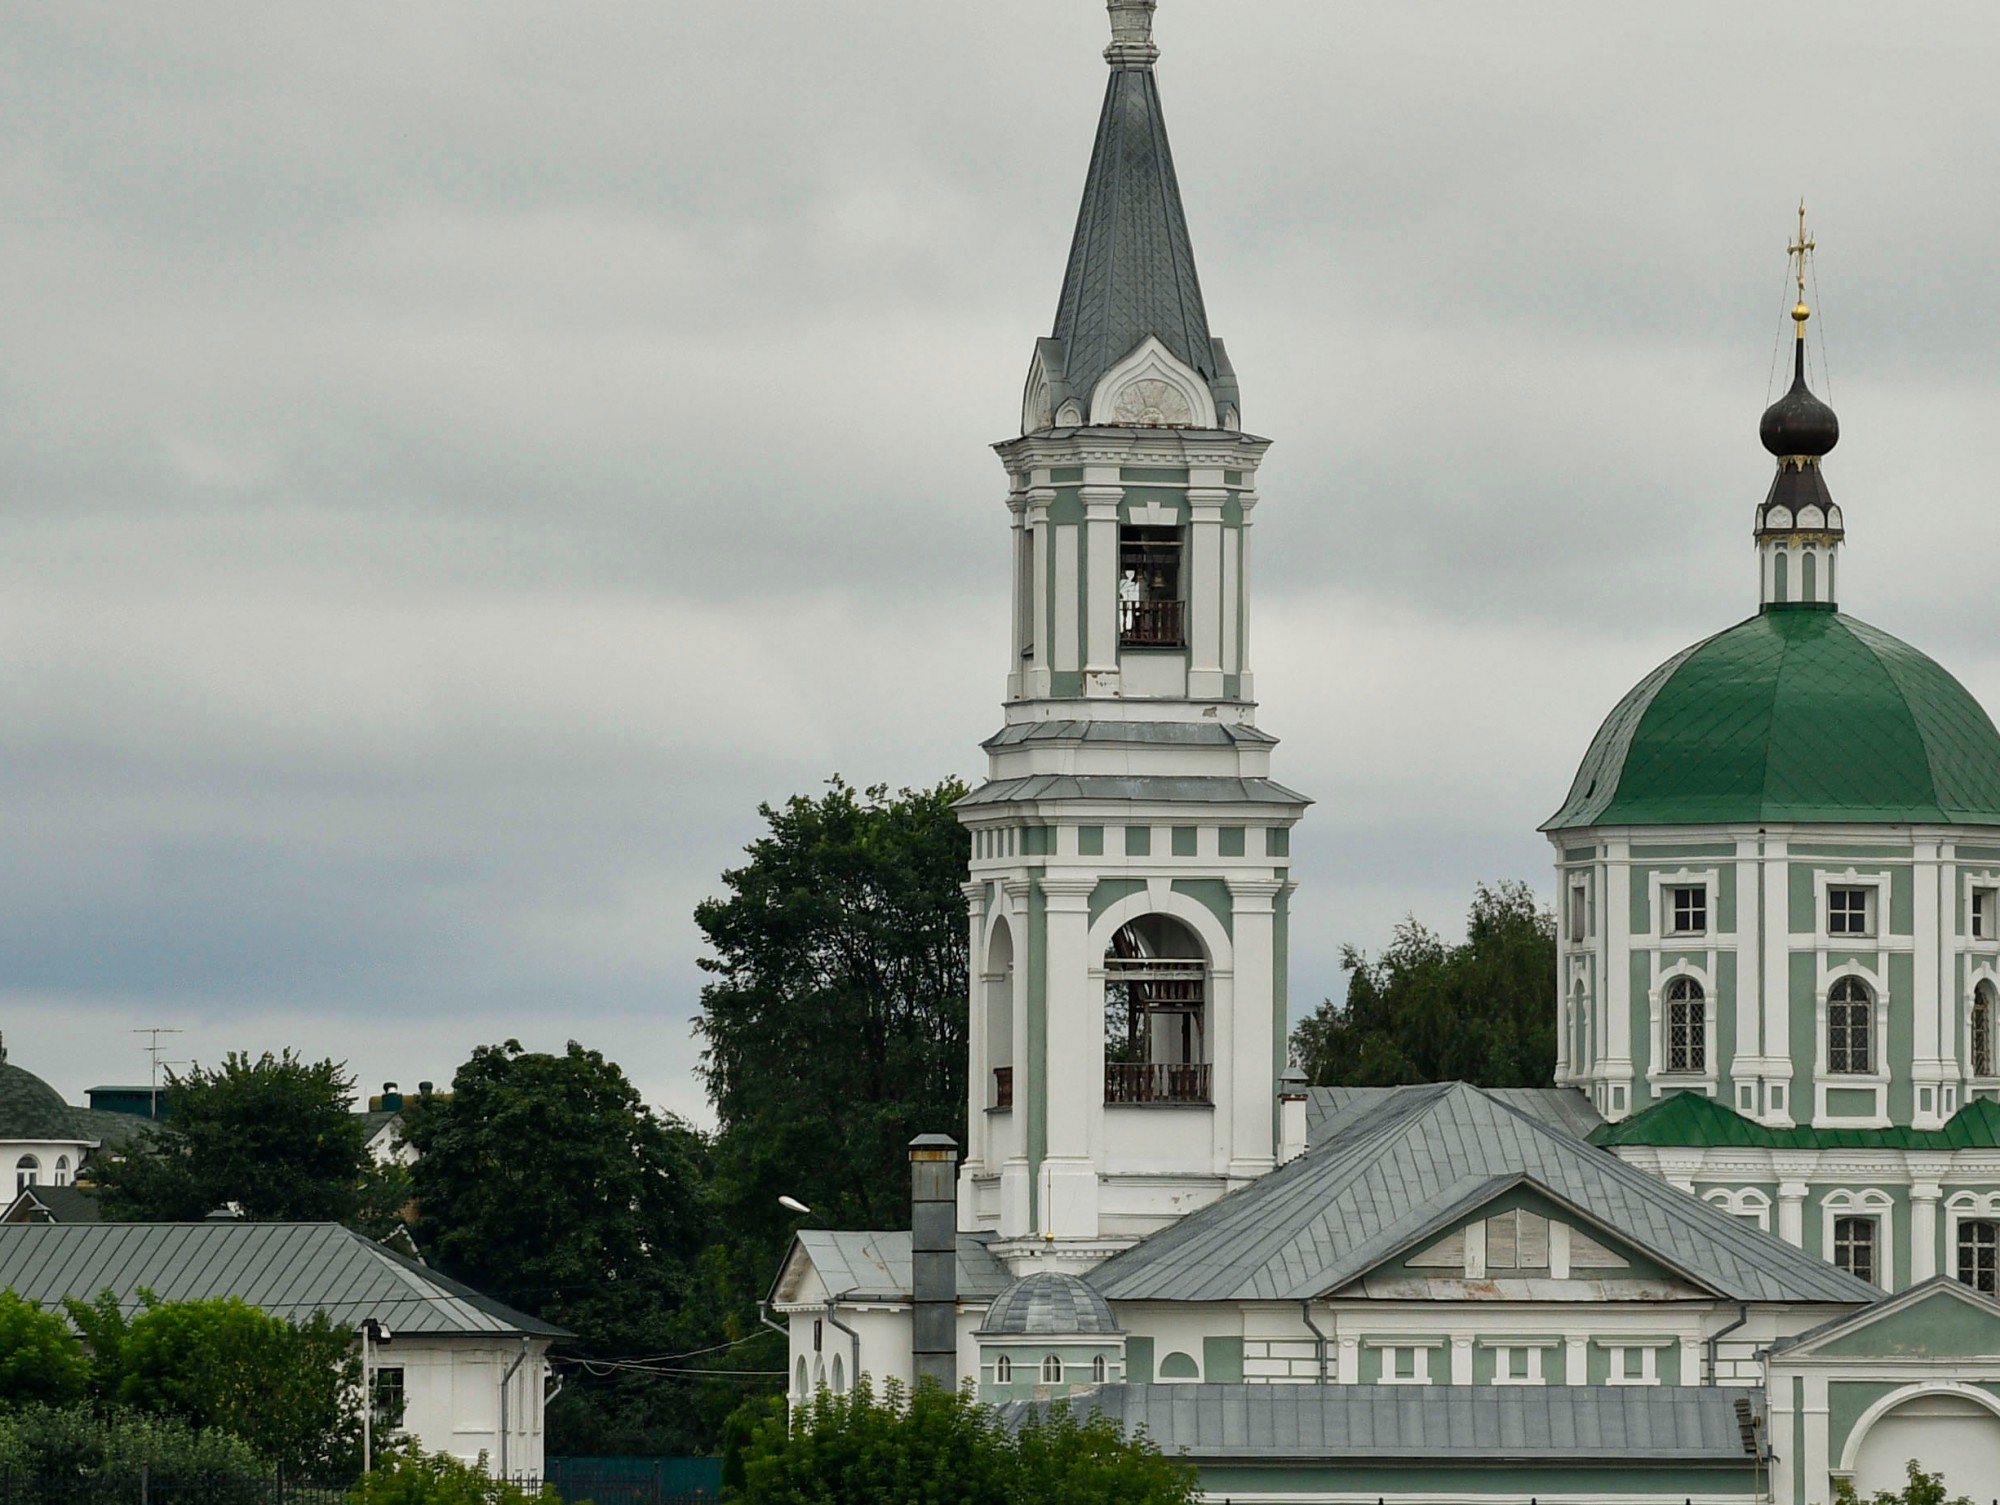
1788,200,1815,327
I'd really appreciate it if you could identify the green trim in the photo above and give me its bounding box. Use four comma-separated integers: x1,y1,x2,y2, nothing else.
1630,843,1737,859
1594,1089,2000,1150
1827,1380,1900,1463
1125,1336,1154,1383
1090,879,1145,928
1170,879,1233,938
1266,827,1289,858
1171,826,1197,857
1218,827,1245,857
1201,1336,1244,1384
1078,825,1104,857
1791,844,1913,858
1120,467,1189,483
1048,466,1083,483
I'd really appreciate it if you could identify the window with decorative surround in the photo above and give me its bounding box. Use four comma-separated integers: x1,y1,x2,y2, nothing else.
1833,1215,1877,1285
1974,981,1997,1079
1828,886,1874,937
1959,1220,1999,1294
1975,886,1999,941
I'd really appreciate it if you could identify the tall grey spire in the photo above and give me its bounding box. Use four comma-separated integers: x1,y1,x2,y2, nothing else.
1035,0,1231,427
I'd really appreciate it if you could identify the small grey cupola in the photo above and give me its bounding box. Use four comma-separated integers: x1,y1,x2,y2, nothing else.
1756,205,1844,610
1022,0,1240,435
980,1271,1122,1337
976,1271,1125,1402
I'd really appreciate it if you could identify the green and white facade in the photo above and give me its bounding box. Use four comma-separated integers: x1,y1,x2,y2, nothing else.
771,3,2000,1500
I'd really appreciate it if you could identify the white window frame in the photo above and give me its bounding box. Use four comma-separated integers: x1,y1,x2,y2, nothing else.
1040,1354,1063,1384
1364,1339,1441,1386
1945,1192,2000,1293
1567,876,1593,947
1822,1189,1895,1291
1599,1339,1669,1388
1478,1339,1556,1387
1971,877,2000,944
1814,960,1890,1126
1813,869,1888,946
1667,884,1708,937
1969,969,2000,1085
1646,959,1717,1094
1701,1186,1773,1233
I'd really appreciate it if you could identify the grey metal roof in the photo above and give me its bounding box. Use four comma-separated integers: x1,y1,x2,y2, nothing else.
1305,1087,1601,1150
1049,59,1216,418
982,720,1277,751
998,1384,1760,1464
1090,1082,1876,1305
0,1221,570,1339
777,1230,1011,1305
957,775,1309,808
981,1272,1121,1336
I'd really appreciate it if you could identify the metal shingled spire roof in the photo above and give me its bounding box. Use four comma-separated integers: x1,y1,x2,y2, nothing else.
1048,10,1215,412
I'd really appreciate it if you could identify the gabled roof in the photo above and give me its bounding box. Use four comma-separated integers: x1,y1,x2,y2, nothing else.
998,1383,1761,1465
1768,1275,2000,1358
1089,1082,1875,1305
769,1229,1011,1307
1306,1086,1601,1149
1593,1090,2000,1151
0,1221,570,1339
1,1184,100,1224
1049,57,1214,416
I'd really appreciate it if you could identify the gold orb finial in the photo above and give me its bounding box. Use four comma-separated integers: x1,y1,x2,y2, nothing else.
1793,300,1811,324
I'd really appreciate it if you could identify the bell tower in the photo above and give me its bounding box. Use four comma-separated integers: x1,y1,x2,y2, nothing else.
958,0,1308,1273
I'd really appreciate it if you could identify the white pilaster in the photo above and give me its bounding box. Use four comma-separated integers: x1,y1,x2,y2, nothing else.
1039,876,1100,1240
1226,878,1282,1179
1909,1161,1946,1282
1187,486,1226,698
1763,837,1795,1123
1000,880,1033,1238
1026,486,1054,699
1603,838,1634,1116
1082,486,1121,695
1775,1162,1812,1248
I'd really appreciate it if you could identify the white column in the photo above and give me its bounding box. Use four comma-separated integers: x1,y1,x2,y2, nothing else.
1735,839,1761,1106
1914,840,1944,1126
962,883,989,1180
1564,1337,1588,1387
1910,1166,1945,1283
1187,485,1227,699
999,881,1033,1238
1677,1336,1701,1387
1026,486,1053,699
1082,486,1121,695
1450,1336,1473,1386
1039,877,1099,1240
1226,878,1282,1179
1237,490,1257,698
1776,1168,1811,1248
1764,839,1794,1122
1603,839,1634,1117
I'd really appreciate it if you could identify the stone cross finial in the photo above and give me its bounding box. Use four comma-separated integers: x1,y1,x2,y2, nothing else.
1105,0,1159,71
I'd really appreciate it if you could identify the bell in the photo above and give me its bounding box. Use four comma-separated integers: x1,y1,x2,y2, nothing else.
1150,570,1166,591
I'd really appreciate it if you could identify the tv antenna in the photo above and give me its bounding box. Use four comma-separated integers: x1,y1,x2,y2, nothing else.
131,1027,185,1116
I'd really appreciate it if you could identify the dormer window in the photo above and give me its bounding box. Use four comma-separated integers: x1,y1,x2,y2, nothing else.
1668,886,1706,936
1118,527,1184,646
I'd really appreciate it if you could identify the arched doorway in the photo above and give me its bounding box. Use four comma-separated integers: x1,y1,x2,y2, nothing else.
1850,1388,2000,1496
1103,914,1208,1104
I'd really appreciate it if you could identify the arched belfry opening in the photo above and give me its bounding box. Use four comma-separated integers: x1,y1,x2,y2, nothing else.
987,919,1016,1110
1104,914,1209,1104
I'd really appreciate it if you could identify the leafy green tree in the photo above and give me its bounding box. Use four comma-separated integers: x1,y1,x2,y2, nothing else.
1835,1461,1975,1505
694,777,970,1261
402,1040,713,1453
71,1292,358,1478
734,1378,1197,1505
91,1051,370,1223
348,1443,563,1503
0,1291,88,1411
1292,880,1557,1088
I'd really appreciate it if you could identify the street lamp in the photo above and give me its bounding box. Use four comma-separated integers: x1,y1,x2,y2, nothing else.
360,1318,393,1473
778,1195,811,1216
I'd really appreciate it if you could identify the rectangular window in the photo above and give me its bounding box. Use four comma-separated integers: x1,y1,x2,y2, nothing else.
1834,1216,1878,1286
1975,887,1998,941
1118,526,1185,646
1568,884,1588,941
370,1366,405,1432
1604,1345,1660,1387
1828,886,1874,937
1959,1220,1999,1294
1375,1345,1433,1385
1668,885,1706,935
1490,1346,1546,1386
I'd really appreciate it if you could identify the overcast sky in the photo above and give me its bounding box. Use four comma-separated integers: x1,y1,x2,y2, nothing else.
6,2,1999,1123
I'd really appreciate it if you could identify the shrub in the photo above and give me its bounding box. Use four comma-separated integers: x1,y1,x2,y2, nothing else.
346,1445,565,1504
0,1293,87,1412
0,1404,270,1500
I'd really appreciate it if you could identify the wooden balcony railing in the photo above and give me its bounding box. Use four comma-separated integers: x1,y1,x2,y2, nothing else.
992,1066,1013,1110
1119,599,1185,647
1104,1062,1211,1105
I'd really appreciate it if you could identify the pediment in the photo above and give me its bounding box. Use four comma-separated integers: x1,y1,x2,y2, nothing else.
1780,1278,2000,1361
1087,335,1217,429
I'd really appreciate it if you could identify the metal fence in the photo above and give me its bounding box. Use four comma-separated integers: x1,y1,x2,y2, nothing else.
546,1456,720,1505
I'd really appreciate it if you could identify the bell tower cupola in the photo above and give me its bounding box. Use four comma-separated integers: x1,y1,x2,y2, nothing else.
959,0,1308,1274
1756,205,1844,609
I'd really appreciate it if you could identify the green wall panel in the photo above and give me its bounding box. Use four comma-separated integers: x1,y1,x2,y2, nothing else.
1202,1336,1245,1384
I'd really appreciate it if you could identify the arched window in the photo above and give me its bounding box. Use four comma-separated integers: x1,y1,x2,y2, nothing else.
53,1156,70,1187
1828,977,1873,1074
14,1155,38,1193
1833,1215,1877,1285
795,1357,808,1399
1091,1354,1107,1384
1975,982,1997,1079
1104,914,1208,1104
1773,548,1789,603
988,921,1016,1109
994,1354,1012,1384
1041,1355,1062,1384
1958,1219,1999,1294
1801,549,1818,602
1665,976,1706,1073
830,1354,845,1395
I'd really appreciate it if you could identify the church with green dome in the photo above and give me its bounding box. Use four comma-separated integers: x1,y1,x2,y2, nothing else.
1546,252,2000,1304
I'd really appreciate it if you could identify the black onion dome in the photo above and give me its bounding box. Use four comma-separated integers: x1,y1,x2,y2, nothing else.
1760,340,1839,459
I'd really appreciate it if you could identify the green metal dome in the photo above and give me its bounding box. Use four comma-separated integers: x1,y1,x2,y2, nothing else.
1545,607,2000,830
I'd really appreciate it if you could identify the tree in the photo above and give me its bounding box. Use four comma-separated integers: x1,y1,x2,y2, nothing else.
0,1405,270,1498
694,778,970,1258
70,1293,358,1478
402,1040,713,1453
733,1379,1198,1505
91,1051,370,1223
1292,880,1557,1088
0,1292,87,1412
1836,1461,1976,1505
